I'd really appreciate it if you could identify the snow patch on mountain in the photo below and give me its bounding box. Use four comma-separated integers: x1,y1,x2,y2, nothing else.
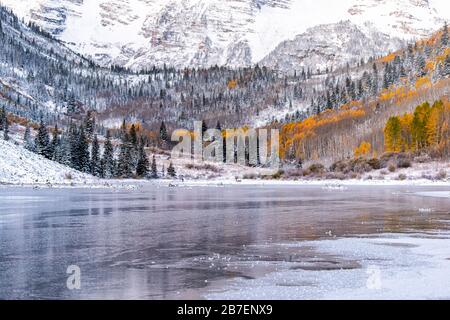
1,0,449,69
260,21,406,73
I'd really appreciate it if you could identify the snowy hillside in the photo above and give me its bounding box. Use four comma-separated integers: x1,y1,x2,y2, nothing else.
1,0,448,70
0,139,96,185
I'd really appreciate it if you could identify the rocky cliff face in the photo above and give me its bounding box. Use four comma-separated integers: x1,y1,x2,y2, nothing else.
260,21,406,74
1,0,448,70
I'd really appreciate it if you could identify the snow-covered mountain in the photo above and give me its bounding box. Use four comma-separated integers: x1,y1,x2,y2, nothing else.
1,0,448,70
260,21,406,73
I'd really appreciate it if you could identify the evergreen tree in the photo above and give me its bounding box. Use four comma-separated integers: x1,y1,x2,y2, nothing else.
117,133,133,178
102,130,115,179
90,135,102,176
129,124,138,147
69,123,79,169
136,137,149,177
128,124,139,170
57,131,72,166
416,54,427,77
67,94,78,114
35,120,51,158
83,110,96,137
371,63,379,96
2,112,9,141
77,126,90,173
150,155,158,179
159,121,169,146
0,107,5,131
167,162,176,178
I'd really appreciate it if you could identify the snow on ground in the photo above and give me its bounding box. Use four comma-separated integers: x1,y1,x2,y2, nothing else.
1,124,448,187
0,139,97,186
163,157,450,187
206,233,450,300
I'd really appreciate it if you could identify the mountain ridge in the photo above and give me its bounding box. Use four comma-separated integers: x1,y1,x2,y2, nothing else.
1,0,448,70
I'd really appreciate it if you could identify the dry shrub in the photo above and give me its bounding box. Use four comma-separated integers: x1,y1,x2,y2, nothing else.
283,168,304,178
397,159,412,168
185,163,221,173
388,164,397,172
308,163,326,174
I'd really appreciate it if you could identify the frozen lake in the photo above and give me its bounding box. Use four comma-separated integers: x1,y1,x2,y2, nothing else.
0,185,449,299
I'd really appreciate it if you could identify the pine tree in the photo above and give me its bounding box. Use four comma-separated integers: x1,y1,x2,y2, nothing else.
35,120,51,158
49,125,59,160
102,130,115,179
57,131,72,166
129,124,138,147
159,121,169,147
77,126,90,173
371,63,379,96
90,135,102,176
67,94,78,114
167,162,176,178
0,107,5,132
416,54,427,77
117,133,133,178
83,110,96,137
150,155,158,179
2,112,9,141
69,123,79,169
136,137,149,177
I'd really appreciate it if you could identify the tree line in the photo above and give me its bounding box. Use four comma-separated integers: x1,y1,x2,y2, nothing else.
18,114,177,179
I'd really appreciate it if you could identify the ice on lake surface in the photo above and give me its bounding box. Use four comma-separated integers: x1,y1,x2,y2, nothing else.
0,185,449,299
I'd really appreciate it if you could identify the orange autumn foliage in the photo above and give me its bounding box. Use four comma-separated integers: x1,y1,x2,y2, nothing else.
227,79,238,90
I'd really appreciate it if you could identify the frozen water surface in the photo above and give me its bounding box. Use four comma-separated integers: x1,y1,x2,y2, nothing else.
0,185,449,299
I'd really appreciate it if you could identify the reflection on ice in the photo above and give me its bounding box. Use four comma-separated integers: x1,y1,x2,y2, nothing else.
0,185,449,299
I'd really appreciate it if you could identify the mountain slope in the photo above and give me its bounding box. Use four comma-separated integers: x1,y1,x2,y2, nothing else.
0,5,301,131
1,0,448,70
0,139,95,185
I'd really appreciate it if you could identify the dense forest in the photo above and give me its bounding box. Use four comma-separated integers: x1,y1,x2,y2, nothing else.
279,24,450,163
